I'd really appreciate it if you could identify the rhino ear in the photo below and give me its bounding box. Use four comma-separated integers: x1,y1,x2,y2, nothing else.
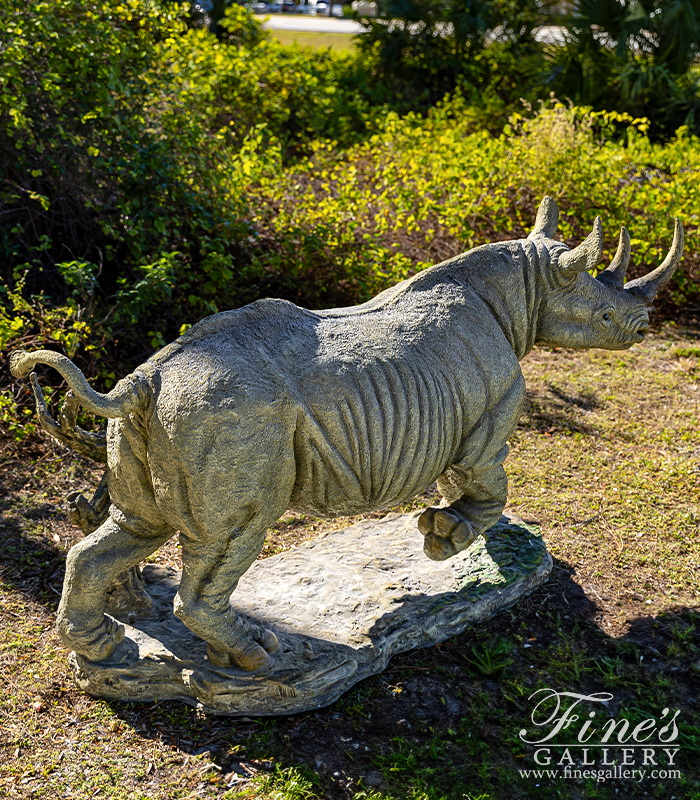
528,196,560,240
558,217,603,279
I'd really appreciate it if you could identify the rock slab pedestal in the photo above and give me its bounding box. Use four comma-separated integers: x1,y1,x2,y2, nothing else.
69,512,552,716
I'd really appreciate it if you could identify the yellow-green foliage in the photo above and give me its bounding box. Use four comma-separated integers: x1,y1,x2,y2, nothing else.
3,2,700,389
250,99,699,302
0,278,93,440
0,280,92,356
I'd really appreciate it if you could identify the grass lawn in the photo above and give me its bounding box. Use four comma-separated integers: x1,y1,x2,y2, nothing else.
1,327,699,799
265,28,356,50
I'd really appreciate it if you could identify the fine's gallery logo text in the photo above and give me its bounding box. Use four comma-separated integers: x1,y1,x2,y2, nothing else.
518,688,681,783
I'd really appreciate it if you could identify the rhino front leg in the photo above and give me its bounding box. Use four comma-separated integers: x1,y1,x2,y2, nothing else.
419,460,508,561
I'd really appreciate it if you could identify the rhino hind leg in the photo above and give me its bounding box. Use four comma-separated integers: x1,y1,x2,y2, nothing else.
57,516,173,661
66,474,154,618
173,519,281,672
160,411,297,671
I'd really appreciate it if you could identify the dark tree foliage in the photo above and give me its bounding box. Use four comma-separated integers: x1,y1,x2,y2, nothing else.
355,0,555,106
547,0,700,137
0,0,176,300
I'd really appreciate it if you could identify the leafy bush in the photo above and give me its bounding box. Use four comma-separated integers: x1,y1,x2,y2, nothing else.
249,98,699,310
2,0,700,412
0,0,387,372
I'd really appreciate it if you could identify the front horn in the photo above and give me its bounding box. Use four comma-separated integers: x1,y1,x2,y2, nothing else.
597,226,631,289
625,219,684,304
558,217,604,279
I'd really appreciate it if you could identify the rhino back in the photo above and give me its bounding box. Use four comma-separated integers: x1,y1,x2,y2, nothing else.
139,289,523,519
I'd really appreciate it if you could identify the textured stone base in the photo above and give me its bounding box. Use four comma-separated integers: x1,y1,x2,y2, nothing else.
69,511,552,716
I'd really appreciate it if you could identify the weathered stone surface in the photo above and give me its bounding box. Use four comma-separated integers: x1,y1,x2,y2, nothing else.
69,511,552,715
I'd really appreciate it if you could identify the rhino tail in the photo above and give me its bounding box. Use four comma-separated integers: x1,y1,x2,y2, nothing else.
9,349,151,419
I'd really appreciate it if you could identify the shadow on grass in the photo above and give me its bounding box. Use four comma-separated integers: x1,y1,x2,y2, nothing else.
2,496,699,800
520,388,601,437
91,560,700,800
547,384,600,412
0,512,68,609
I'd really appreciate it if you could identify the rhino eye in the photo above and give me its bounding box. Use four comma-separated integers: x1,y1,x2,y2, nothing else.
602,312,612,322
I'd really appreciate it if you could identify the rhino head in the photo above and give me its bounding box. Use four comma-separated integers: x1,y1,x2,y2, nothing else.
531,197,683,350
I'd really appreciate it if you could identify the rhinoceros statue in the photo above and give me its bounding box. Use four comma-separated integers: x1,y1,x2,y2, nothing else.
10,197,683,671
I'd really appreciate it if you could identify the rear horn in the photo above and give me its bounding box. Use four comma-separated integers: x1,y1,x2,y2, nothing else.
596,227,631,289
528,196,560,240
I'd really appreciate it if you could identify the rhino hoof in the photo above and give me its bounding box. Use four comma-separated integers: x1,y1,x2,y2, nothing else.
58,613,125,662
418,507,477,561
207,627,279,671
262,629,280,654
423,532,456,561
207,642,270,671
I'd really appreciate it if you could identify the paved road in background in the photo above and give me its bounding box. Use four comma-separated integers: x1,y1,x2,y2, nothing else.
255,15,363,32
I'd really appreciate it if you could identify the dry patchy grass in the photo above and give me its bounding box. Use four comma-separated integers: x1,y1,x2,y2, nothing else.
510,327,700,632
1,329,699,799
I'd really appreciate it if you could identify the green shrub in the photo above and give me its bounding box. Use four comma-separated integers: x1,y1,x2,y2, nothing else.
2,0,700,402
248,98,699,310
0,0,383,369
